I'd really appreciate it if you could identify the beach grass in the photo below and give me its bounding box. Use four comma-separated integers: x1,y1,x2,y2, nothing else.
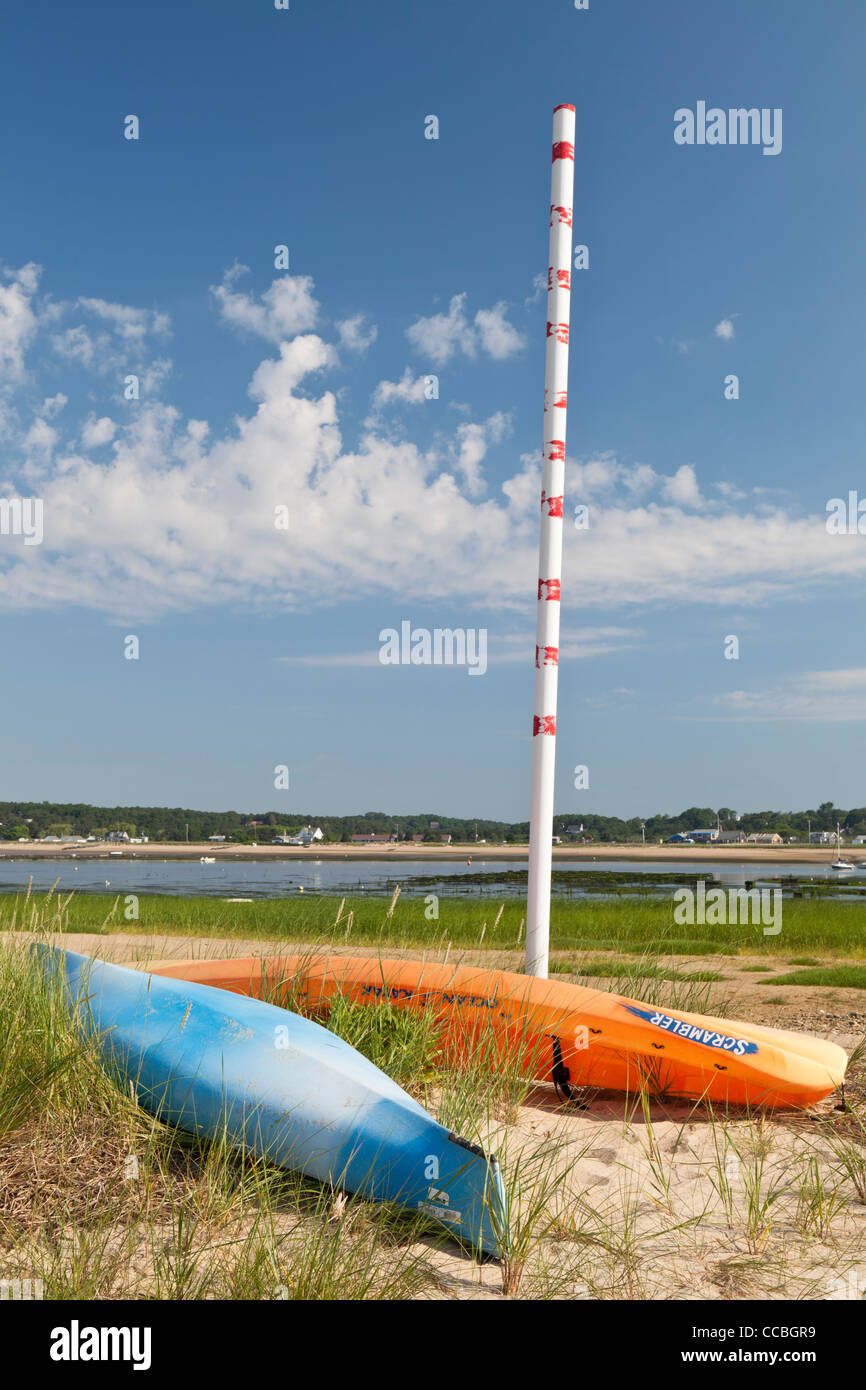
2,928,865,1302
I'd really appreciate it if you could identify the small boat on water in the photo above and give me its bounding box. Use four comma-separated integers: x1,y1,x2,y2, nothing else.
830,822,855,871
149,953,848,1110
36,946,507,1257
200,856,216,863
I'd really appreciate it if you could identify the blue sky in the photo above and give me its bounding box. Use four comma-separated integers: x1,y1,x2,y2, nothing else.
1,0,864,820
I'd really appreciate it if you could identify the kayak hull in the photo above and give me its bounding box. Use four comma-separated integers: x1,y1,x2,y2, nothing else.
147,953,848,1110
38,947,507,1257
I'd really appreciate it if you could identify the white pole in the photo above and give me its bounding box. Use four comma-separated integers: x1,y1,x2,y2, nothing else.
526,104,575,979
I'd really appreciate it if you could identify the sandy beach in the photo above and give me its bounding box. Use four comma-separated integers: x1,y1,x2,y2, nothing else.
0,841,848,865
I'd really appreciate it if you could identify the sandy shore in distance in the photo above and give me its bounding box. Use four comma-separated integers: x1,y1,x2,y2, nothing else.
0,841,847,864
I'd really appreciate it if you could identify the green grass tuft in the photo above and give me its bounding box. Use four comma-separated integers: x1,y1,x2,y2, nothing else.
765,966,866,989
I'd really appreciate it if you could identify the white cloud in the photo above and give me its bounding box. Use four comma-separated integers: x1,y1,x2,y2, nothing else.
489,628,642,664
501,453,541,515
524,273,546,308
81,416,117,448
406,293,524,364
714,480,747,500
140,357,173,395
51,324,102,367
3,344,866,618
276,631,640,670
277,650,381,668
798,668,866,692
452,413,511,497
567,453,622,497
24,416,57,459
39,393,68,419
0,262,41,379
661,463,702,508
78,298,170,342
284,628,643,672
712,669,866,722
18,415,58,482
623,463,658,494
337,314,377,354
406,293,473,364
715,318,735,340
211,264,319,342
3,261,866,623
474,302,525,360
46,293,172,381
371,368,428,409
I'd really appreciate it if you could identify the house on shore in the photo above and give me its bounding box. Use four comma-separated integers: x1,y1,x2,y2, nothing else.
275,826,324,846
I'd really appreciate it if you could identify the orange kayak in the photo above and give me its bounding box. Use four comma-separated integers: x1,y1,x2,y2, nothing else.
146,954,847,1110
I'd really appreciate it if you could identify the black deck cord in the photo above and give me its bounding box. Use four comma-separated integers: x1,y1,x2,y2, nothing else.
447,1132,487,1159
550,1035,589,1107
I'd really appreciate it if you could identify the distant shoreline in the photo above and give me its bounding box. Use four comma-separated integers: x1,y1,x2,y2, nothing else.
0,841,849,866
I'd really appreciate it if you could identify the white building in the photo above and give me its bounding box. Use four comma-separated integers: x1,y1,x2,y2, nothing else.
277,825,324,846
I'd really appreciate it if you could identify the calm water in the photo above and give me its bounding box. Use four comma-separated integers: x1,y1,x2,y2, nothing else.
1,856,865,900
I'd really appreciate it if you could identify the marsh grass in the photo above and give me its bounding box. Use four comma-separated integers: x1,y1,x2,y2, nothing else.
766,966,866,989
552,956,722,986
3,887,864,959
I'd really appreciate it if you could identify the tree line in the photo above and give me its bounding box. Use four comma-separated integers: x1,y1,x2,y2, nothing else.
0,799,863,843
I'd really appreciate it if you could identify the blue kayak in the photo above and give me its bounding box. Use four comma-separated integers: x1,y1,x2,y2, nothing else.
38,947,508,1258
